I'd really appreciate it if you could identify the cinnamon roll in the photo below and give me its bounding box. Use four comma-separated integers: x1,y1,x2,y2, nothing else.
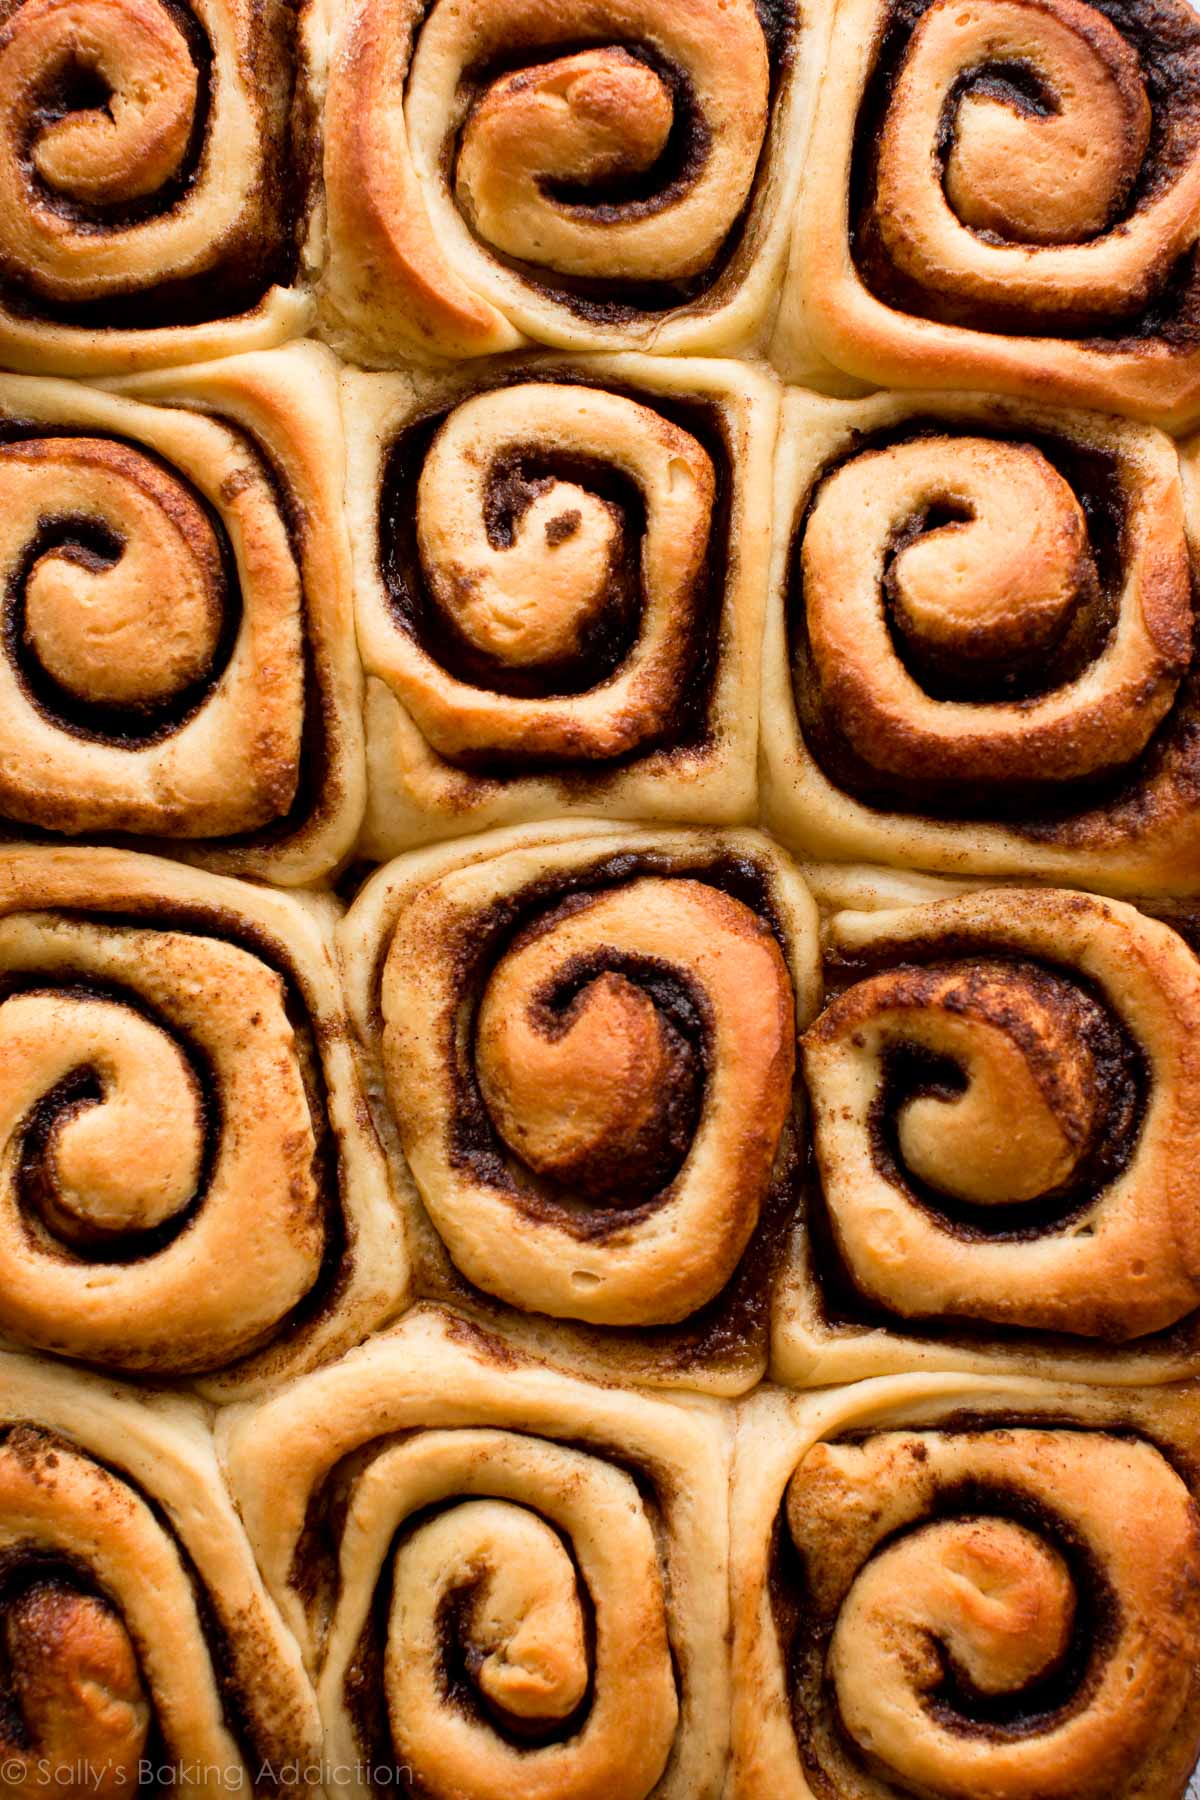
338,822,820,1393
348,357,775,856
774,868,1200,1386
764,389,1200,894
0,1348,322,1790
220,1303,730,1800
0,843,405,1395
0,0,309,375
732,1374,1200,1800
0,343,364,885
307,0,824,363
777,0,1200,427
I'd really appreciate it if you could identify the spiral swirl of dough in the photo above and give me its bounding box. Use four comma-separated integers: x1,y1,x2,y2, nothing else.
321,0,772,357
0,908,326,1371
323,1427,677,1800
0,0,298,366
780,0,1200,423
0,1355,323,1790
368,382,716,770
802,886,1200,1341
0,0,200,301
874,0,1200,324
784,1424,1200,1800
0,421,307,839
797,429,1191,801
221,1306,730,1800
863,0,1200,331
435,1,767,283
0,844,406,1395
765,397,1200,890
380,853,798,1327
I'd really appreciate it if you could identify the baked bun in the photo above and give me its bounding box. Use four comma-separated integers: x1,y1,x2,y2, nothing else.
0,844,404,1395
221,1304,731,1800
0,1348,321,1788
764,388,1200,895
776,0,1200,427
0,0,308,375
306,0,826,363
338,821,820,1392
776,865,1200,1386
733,1374,1200,1800
0,344,364,884
347,355,775,855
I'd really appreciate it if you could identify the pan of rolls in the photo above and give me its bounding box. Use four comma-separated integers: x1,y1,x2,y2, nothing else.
2,0,1200,1794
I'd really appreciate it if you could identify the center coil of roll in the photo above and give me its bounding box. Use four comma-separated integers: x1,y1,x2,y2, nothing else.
382,865,799,1325
410,0,772,294
853,0,1200,329
781,1424,1200,1800
326,1426,679,1800
791,424,1194,814
377,382,719,768
801,888,1200,1340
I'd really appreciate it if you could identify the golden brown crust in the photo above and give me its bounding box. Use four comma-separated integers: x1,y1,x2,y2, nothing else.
348,354,776,854
0,1350,322,1789
0,344,365,884
337,821,820,1393
763,388,1200,895
310,0,827,362
0,0,309,374
219,1303,731,1800
772,865,1200,1386
0,843,406,1395
1,1584,151,1799
731,1375,1200,1800
775,0,1200,427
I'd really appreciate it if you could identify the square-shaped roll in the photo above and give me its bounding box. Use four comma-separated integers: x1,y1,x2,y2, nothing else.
347,355,776,857
221,1304,732,1800
762,387,1200,897
304,0,829,364
773,0,1200,430
338,821,820,1395
0,843,406,1398
0,343,364,885
732,1373,1200,1800
0,0,309,375
774,863,1200,1388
